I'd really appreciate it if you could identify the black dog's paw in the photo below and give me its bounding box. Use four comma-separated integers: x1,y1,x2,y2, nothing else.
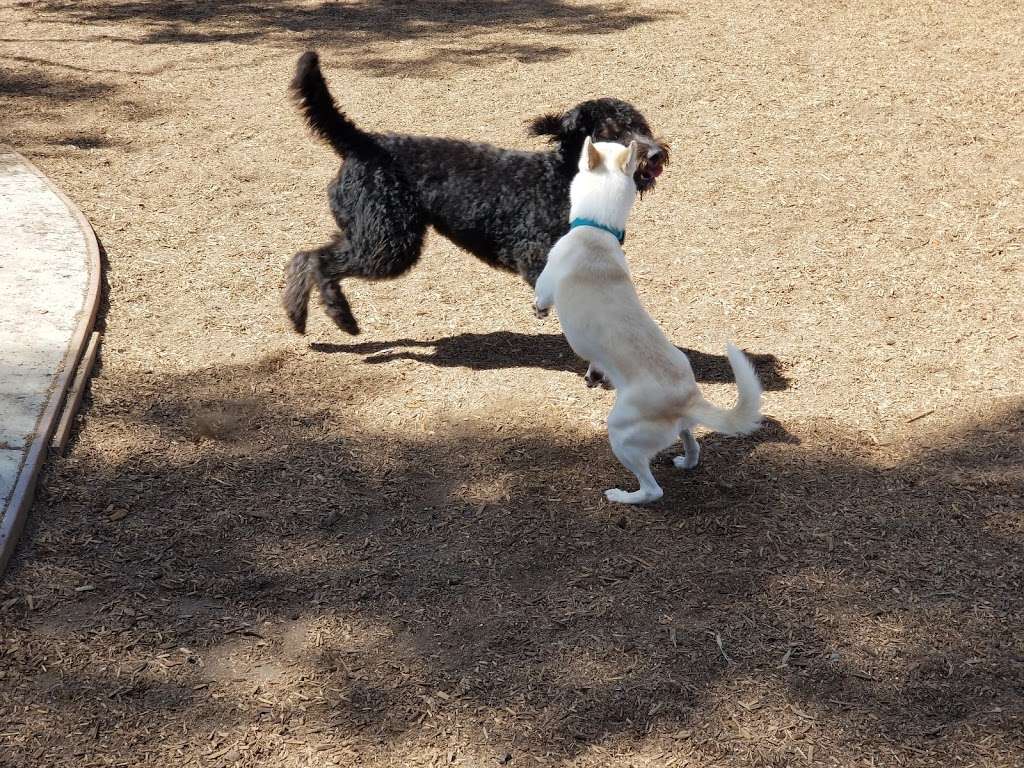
585,367,615,390
326,304,360,335
285,306,308,335
337,312,360,335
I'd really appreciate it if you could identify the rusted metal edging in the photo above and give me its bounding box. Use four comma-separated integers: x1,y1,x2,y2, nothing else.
51,330,101,454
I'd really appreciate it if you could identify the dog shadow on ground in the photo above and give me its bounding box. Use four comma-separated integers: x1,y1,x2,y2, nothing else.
312,331,792,391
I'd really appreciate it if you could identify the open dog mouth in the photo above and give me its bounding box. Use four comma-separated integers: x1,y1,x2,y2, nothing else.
635,156,664,191
634,141,668,193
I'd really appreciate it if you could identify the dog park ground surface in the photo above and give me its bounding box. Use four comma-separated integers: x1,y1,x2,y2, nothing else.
2,1,1022,766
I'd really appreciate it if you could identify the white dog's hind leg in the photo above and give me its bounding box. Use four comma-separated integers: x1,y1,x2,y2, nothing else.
605,415,675,504
672,429,701,470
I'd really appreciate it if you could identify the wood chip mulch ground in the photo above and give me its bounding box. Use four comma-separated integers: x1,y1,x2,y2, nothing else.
2,1,1022,766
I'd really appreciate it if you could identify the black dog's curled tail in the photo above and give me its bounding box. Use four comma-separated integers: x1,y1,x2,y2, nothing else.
291,51,378,158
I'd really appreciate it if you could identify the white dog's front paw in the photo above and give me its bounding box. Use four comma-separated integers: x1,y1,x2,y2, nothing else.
532,303,549,319
673,453,699,470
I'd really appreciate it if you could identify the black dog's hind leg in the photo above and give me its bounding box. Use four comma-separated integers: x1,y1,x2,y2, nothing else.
307,214,426,335
284,233,365,335
283,235,360,335
303,234,359,335
283,247,319,334
289,154,428,335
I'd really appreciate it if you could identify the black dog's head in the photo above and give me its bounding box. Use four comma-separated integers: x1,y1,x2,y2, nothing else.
528,98,669,193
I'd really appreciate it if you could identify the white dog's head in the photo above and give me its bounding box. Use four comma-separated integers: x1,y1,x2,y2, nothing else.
569,138,640,232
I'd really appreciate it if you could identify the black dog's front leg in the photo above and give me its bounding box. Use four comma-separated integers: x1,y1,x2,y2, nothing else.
520,255,548,289
584,364,615,390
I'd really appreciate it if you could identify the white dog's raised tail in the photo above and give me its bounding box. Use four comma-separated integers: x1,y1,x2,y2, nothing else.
686,343,763,436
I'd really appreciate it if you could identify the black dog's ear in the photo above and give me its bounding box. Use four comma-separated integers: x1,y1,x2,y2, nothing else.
527,112,564,137
558,105,585,135
528,106,590,142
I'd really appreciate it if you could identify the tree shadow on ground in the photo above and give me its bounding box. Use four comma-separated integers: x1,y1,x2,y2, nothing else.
2,356,1021,765
0,68,114,103
34,0,661,43
347,41,574,78
312,331,793,391
0,61,162,154
30,0,666,77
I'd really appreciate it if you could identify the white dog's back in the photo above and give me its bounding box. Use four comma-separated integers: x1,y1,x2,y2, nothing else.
548,227,694,398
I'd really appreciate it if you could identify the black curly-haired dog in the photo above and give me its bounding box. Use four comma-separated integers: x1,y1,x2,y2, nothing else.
284,51,668,335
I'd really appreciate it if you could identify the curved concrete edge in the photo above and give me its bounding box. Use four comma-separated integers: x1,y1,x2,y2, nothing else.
0,150,102,576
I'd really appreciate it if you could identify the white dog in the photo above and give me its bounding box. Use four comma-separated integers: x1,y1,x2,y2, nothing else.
533,138,763,504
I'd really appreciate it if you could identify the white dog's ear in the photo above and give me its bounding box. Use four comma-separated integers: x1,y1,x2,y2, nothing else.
619,140,639,173
580,136,602,172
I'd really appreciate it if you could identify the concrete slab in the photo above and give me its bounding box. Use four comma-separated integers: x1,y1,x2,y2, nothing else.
0,148,101,574
0,449,22,510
